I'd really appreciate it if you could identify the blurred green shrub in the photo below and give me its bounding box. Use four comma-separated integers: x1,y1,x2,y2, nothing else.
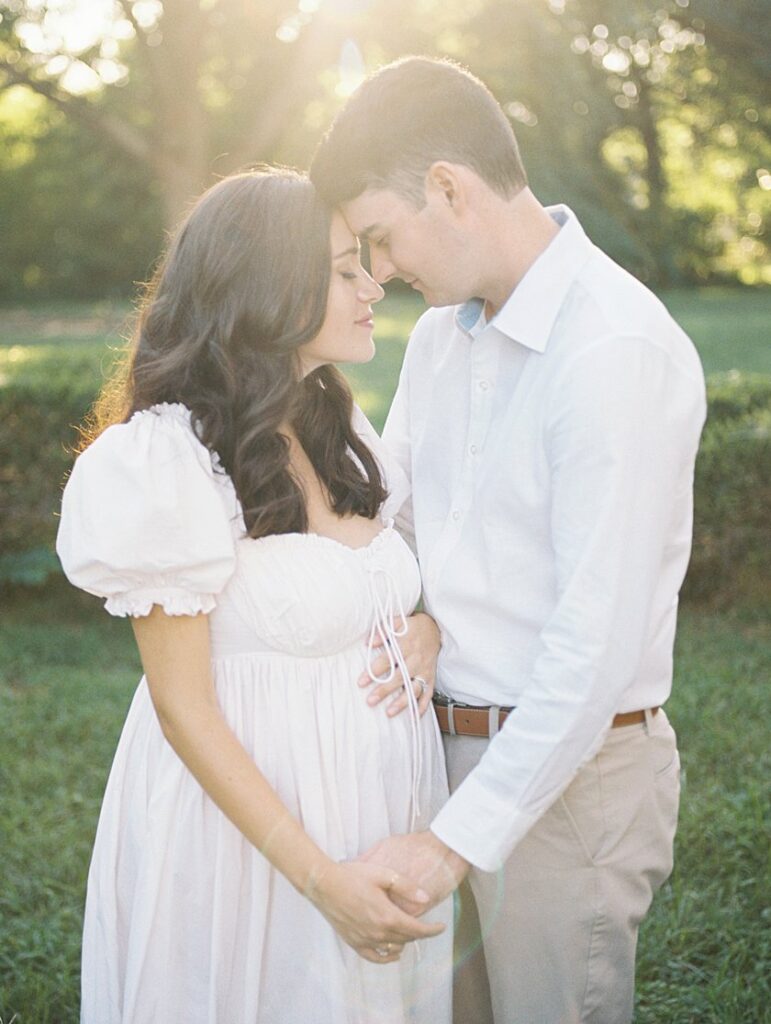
1,362,768,605
0,346,117,585
683,374,771,605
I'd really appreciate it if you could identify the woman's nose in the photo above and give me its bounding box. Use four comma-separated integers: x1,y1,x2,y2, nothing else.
359,272,385,303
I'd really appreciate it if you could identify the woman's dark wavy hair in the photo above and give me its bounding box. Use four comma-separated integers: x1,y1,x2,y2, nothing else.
83,167,386,537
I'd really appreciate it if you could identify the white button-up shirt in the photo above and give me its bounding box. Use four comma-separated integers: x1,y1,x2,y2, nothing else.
383,206,706,872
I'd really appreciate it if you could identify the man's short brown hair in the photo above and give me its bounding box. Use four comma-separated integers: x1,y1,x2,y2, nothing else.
310,56,528,208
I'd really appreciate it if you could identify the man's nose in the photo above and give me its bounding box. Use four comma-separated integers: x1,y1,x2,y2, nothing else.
369,249,396,285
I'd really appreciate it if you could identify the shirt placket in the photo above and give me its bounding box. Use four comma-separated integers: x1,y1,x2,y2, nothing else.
424,330,498,591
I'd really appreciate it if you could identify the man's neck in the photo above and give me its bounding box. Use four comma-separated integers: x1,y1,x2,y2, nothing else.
479,189,560,317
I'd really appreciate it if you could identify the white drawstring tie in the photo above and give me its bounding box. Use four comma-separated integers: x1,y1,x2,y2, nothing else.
365,556,423,832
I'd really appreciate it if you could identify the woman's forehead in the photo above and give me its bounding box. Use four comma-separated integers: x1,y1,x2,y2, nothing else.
330,210,359,254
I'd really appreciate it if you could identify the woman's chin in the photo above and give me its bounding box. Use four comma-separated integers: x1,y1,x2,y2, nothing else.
343,338,377,365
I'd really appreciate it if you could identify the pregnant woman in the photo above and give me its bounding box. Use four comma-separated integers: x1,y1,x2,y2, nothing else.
57,168,452,1023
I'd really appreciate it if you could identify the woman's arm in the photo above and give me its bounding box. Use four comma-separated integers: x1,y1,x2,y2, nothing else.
132,606,445,962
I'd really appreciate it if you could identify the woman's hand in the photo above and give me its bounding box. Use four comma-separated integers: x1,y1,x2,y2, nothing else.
359,611,441,718
307,860,445,963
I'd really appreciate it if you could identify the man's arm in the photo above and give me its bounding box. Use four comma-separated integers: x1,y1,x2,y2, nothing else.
429,334,706,871
368,333,705,888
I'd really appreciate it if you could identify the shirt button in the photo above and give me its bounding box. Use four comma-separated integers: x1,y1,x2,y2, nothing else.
469,444,478,455
478,380,489,391
452,510,461,521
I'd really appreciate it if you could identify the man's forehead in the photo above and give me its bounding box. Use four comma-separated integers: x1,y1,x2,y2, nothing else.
341,189,404,237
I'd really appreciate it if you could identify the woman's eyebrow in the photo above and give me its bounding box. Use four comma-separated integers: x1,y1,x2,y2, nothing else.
333,244,361,259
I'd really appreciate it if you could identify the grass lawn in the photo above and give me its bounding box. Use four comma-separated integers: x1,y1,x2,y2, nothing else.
1,585,768,1022
660,288,771,378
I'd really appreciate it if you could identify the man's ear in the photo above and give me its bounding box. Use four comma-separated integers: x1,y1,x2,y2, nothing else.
425,162,465,212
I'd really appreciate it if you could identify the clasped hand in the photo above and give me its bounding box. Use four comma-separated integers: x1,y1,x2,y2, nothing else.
358,830,469,915
307,859,446,964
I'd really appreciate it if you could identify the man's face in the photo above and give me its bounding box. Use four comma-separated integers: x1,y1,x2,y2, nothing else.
341,186,476,308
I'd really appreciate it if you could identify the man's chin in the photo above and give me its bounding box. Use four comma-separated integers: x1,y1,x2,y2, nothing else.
423,294,460,309
408,283,465,309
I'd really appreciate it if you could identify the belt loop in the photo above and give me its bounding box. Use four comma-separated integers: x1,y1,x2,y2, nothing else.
448,703,457,736
488,705,501,739
643,707,653,735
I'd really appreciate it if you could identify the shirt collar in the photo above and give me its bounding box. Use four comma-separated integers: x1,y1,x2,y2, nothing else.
454,205,594,352
456,296,486,335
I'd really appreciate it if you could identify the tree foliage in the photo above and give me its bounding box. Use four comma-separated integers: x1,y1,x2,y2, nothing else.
0,0,768,298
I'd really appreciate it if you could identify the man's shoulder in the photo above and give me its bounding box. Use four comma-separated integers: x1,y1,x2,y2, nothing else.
573,251,665,329
566,251,700,368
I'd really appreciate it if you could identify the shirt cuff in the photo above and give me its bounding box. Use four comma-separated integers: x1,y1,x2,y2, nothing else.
430,777,541,873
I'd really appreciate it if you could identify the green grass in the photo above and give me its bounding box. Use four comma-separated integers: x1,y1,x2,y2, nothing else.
660,288,771,377
1,592,768,1020
0,583,139,1023
634,604,770,1022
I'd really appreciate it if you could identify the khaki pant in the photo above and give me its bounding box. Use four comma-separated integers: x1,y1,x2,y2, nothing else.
448,709,680,1024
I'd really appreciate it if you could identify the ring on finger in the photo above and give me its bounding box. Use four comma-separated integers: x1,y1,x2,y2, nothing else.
375,943,393,957
411,675,428,697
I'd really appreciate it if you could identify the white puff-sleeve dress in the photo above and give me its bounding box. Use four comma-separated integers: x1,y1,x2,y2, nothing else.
57,403,452,1024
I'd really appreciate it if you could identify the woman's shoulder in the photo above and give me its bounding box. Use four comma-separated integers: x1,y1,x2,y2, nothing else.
349,404,410,520
63,400,234,537
82,402,217,474
350,402,386,467
57,402,238,616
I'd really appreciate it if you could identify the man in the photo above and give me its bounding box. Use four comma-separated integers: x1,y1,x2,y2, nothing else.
310,57,706,1023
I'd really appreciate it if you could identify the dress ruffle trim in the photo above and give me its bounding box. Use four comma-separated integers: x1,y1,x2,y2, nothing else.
129,402,228,475
104,588,217,619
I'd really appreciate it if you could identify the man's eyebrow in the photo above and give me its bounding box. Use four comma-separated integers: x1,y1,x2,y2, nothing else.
333,244,361,260
358,223,382,241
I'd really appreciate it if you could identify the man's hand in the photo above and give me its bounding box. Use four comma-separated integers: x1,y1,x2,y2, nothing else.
306,860,446,963
359,612,440,717
359,830,469,913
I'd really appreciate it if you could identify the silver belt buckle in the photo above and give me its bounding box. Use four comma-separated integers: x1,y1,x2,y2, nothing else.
433,691,458,735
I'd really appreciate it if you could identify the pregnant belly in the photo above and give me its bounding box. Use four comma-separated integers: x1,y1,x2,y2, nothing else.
211,646,441,853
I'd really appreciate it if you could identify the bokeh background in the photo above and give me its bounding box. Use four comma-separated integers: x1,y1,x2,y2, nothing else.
1,1,769,1020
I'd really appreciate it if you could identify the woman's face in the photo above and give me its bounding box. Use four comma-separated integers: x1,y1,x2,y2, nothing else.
298,211,384,376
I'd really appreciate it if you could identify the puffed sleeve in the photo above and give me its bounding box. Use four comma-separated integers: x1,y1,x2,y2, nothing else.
56,403,237,617
350,403,411,524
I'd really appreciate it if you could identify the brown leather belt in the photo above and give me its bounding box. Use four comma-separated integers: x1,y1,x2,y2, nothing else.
433,700,659,738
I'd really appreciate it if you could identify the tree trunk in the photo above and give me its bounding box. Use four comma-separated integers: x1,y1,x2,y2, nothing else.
636,75,677,287
142,0,210,229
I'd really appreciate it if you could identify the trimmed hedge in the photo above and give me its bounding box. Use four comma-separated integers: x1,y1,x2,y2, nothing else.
683,374,770,604
0,346,109,585
1,362,768,604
